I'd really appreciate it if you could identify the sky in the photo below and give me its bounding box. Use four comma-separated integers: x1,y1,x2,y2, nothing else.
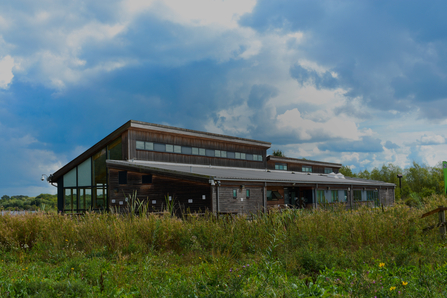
1,0,447,196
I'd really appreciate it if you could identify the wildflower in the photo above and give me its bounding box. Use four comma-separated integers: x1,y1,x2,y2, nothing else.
71,268,74,270
402,281,408,286
379,263,385,267
65,239,68,242
390,286,396,291
199,257,202,260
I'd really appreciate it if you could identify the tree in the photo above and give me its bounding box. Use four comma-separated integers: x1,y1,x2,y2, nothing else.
339,166,356,177
272,150,285,157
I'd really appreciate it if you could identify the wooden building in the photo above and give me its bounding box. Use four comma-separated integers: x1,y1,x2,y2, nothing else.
49,120,395,214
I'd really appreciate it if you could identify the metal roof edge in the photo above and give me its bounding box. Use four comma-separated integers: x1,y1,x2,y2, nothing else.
129,120,271,148
267,155,343,167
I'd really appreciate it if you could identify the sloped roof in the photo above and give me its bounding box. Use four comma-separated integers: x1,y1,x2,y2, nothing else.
107,160,395,187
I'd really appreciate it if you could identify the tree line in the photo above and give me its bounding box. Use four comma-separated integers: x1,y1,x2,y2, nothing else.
0,194,57,211
339,161,445,206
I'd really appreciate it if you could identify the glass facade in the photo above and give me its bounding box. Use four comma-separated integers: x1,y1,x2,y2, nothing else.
62,136,121,213
302,166,312,172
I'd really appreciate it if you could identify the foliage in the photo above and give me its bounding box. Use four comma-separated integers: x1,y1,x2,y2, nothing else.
272,149,285,157
0,194,57,211
1,196,447,296
340,161,446,202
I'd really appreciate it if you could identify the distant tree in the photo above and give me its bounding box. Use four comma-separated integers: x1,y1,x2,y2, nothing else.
339,166,356,177
272,150,285,157
1,195,10,200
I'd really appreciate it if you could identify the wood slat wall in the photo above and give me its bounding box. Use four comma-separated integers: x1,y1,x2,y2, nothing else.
127,128,267,169
217,185,264,214
109,169,212,214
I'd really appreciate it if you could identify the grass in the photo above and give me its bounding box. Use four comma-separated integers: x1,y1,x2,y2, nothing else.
0,195,446,297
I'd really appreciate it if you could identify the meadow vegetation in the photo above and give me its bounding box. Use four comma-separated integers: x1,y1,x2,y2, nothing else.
0,195,447,297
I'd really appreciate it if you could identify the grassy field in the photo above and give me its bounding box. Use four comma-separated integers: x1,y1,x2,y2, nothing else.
0,196,447,297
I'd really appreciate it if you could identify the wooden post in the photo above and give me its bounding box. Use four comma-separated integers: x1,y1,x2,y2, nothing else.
439,206,446,240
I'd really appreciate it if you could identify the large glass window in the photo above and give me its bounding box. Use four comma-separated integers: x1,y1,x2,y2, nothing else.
331,190,339,202
267,191,281,201
324,168,333,174
79,188,92,211
77,158,91,187
317,190,326,203
353,190,362,201
108,137,122,160
367,190,380,206
64,188,77,213
93,149,107,186
93,185,107,209
64,168,77,187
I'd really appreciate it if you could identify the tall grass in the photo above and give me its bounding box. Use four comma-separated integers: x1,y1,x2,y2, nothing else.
0,195,445,268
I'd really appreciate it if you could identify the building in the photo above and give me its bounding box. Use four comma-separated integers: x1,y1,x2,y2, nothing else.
49,120,395,214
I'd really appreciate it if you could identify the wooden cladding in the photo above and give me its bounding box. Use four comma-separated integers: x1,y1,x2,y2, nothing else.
128,128,267,169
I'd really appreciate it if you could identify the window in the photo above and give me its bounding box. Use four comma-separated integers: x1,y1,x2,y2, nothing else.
118,171,127,184
331,190,339,202
215,150,221,157
275,163,287,170
317,190,326,203
302,166,312,172
267,190,281,201
240,153,246,159
324,168,333,174
246,154,253,160
227,152,235,158
174,145,182,153
182,147,192,154
136,141,145,150
166,144,173,152
235,152,241,159
192,147,199,155
221,151,227,158
367,190,380,206
145,142,154,150
206,149,215,157
154,143,166,152
233,189,237,198
142,175,152,184
342,190,348,202
246,189,250,198
353,190,362,201
199,148,206,156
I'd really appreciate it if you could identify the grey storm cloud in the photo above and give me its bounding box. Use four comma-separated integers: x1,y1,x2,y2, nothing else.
318,136,384,153
240,0,447,120
384,141,400,150
290,64,338,90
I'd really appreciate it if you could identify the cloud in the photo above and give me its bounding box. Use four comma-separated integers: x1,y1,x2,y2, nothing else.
0,55,14,89
418,134,445,145
319,136,384,153
384,140,400,150
240,0,447,120
290,64,338,90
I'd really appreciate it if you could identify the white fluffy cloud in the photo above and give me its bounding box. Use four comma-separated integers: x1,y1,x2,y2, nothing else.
0,55,14,89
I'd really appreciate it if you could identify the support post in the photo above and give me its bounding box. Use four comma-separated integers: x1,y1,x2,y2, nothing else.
439,206,446,240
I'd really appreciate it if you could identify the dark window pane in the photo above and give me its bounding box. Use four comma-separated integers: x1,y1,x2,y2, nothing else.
108,137,122,160
93,148,107,185
118,171,127,184
142,175,152,184
182,147,192,154
206,149,215,157
227,152,235,159
154,143,166,152
246,154,253,160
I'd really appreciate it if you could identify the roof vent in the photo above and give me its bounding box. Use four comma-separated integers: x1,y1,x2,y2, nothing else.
291,172,295,174
307,173,311,175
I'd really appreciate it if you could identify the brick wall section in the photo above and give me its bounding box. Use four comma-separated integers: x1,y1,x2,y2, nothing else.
379,188,395,206
218,186,264,214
